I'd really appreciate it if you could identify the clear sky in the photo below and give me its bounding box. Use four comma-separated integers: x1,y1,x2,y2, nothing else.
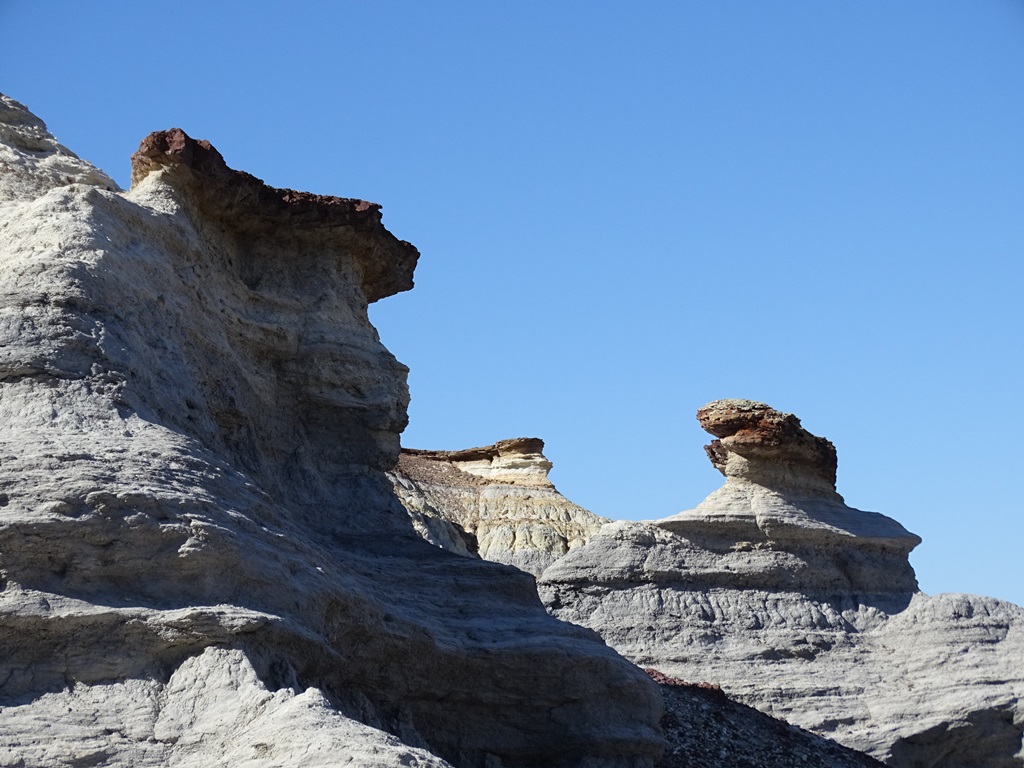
3,1,1022,607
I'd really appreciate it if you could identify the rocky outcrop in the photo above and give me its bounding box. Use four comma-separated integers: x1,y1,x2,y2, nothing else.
0,95,663,767
129,128,418,303
538,400,1024,766
391,438,607,575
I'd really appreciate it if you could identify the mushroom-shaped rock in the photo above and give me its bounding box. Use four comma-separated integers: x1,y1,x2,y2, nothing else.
698,399,838,492
658,400,920,558
538,400,1024,768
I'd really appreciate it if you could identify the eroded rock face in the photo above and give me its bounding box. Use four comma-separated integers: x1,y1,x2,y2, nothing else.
390,438,607,575
392,435,896,766
537,401,1024,766
0,96,663,768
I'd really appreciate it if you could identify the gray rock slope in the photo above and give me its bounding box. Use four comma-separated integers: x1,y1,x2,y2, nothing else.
646,668,886,768
0,94,663,768
538,400,1024,767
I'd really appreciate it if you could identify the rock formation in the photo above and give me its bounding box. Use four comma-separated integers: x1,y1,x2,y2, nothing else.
390,438,607,575
7,92,1013,768
405,399,1024,765
537,400,1024,766
390,433,897,766
0,94,664,767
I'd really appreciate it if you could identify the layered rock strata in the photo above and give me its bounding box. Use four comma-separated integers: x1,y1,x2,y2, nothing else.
0,95,663,767
538,400,1024,767
390,438,607,575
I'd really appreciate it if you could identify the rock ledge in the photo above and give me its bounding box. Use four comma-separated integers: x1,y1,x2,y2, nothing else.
131,127,418,302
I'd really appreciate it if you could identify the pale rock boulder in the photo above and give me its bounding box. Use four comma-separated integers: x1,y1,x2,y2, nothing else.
0,96,663,768
390,438,607,575
539,400,1024,767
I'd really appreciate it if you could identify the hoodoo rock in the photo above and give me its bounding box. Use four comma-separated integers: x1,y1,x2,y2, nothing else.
0,95,663,767
537,401,1024,766
696,398,838,492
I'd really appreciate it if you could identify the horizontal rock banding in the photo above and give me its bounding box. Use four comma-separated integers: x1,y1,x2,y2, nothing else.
392,439,607,575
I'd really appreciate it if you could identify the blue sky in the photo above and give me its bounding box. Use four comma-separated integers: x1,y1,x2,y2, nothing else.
4,1,1022,606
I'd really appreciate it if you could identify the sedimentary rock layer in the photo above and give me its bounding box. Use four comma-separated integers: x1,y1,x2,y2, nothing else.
0,94,662,768
408,399,1024,765
393,436,895,766
391,438,608,575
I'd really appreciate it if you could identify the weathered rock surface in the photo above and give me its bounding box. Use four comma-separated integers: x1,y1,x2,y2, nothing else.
390,439,607,575
538,400,1024,766
0,95,663,767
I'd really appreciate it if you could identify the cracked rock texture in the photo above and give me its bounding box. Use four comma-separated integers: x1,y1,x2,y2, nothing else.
0,94,663,768
390,439,608,576
537,400,1024,767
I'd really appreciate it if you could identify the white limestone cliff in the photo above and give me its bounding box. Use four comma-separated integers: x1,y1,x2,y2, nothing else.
0,94,663,768
0,96,118,202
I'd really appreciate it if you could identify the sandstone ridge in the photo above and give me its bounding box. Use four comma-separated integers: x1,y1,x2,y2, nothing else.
0,95,662,768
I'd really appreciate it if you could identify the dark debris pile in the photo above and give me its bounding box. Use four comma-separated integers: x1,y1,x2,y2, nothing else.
645,668,886,768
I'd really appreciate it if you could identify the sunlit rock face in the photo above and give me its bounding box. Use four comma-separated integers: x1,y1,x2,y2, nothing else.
390,438,608,575
0,94,663,768
393,435,899,767
538,400,1024,767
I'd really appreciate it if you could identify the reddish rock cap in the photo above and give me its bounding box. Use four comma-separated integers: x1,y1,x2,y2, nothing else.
697,399,837,488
